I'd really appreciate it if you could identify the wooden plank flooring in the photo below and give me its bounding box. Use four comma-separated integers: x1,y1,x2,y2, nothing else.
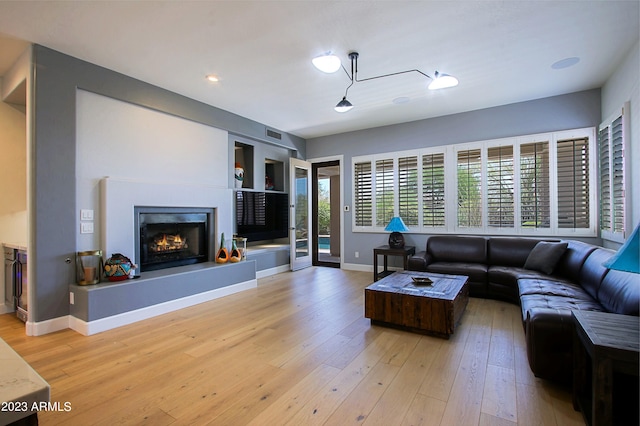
0,268,584,425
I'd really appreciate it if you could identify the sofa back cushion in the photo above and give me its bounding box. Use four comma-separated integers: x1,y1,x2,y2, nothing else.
555,240,597,282
427,235,487,263
488,238,545,267
579,248,616,300
597,269,640,315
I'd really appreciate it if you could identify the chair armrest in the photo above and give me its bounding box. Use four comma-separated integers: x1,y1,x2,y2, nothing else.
407,251,432,271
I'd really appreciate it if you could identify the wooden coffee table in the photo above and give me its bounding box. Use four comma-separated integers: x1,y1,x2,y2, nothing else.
364,271,469,338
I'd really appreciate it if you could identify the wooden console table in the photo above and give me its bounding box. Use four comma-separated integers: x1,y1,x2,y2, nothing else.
373,245,415,281
572,310,639,426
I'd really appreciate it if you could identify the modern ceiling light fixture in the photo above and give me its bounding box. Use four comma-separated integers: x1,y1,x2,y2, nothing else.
314,51,458,113
312,52,342,73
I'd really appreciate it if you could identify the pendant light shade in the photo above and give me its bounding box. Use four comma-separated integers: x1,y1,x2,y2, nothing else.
312,53,341,73
427,71,459,90
335,96,353,113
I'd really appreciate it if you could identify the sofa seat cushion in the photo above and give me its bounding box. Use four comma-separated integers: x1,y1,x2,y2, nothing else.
426,261,487,283
488,266,559,287
519,293,604,321
518,278,592,299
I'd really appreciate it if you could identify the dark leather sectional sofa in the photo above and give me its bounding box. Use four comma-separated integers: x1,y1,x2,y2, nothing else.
407,235,639,382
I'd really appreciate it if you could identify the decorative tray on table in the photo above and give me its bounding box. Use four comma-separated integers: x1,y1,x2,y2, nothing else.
411,276,433,285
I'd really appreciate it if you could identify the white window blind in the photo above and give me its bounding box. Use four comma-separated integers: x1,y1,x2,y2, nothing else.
598,126,612,232
487,145,514,228
351,127,595,236
599,105,627,240
398,156,419,226
557,138,590,229
520,142,550,228
354,161,372,227
457,149,482,228
375,159,394,227
422,153,445,227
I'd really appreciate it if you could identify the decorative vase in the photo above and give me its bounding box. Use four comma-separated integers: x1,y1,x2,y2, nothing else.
230,239,242,263
215,233,229,263
265,175,274,190
234,163,244,189
104,253,135,281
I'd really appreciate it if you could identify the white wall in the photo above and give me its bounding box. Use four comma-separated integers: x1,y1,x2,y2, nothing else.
601,40,640,236
76,90,230,254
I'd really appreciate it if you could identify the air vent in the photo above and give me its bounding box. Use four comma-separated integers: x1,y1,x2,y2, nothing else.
266,128,282,140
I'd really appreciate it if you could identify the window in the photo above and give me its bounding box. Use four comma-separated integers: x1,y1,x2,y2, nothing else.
487,145,514,228
422,153,445,227
352,127,595,236
375,159,394,227
398,156,419,226
599,104,628,241
457,149,482,228
556,137,590,229
354,161,372,227
520,142,550,228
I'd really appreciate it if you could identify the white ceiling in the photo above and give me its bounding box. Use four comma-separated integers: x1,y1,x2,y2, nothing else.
0,1,638,139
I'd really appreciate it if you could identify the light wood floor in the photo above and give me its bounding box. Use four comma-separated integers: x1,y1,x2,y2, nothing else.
0,268,585,425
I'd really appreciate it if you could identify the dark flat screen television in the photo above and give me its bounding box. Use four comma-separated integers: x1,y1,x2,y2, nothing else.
235,191,289,242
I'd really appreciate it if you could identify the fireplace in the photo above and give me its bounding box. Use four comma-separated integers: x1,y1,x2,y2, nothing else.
134,207,215,272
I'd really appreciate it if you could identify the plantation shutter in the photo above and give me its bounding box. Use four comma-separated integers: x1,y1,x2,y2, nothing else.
611,116,625,234
354,161,372,226
422,153,445,227
487,146,514,227
557,138,590,229
398,156,419,226
375,159,395,227
457,149,482,227
598,126,612,232
520,142,550,228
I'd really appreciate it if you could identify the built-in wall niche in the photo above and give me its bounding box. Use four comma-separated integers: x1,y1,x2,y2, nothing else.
265,159,284,192
234,142,254,189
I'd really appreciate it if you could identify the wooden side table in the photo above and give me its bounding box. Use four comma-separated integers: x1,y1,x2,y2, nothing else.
572,310,639,426
373,245,415,281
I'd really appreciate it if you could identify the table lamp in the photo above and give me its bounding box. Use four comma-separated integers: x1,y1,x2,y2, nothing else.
385,216,410,248
603,222,640,273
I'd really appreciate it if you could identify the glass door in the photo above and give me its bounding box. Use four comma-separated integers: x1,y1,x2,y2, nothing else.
290,158,312,271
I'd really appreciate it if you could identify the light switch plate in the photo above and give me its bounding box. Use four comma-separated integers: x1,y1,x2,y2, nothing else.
80,222,94,234
81,209,94,220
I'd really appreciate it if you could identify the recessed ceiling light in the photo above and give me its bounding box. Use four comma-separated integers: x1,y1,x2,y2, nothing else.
551,57,580,70
206,74,219,82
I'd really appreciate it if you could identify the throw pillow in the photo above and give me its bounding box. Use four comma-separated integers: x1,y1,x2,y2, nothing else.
524,241,568,275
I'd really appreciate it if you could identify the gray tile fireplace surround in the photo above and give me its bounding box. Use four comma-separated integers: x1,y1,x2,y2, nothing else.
69,260,256,333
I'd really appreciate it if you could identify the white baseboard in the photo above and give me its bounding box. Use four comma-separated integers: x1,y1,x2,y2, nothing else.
256,264,290,279
0,303,14,315
342,262,373,272
26,315,71,336
68,279,257,336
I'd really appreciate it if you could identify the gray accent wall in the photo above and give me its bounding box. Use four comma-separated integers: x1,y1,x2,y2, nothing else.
306,89,602,268
31,45,304,323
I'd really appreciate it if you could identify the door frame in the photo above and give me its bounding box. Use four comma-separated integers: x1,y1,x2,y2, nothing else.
309,155,344,269
289,158,313,271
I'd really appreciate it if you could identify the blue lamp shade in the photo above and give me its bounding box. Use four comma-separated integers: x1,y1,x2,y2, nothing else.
385,217,409,248
603,222,640,273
